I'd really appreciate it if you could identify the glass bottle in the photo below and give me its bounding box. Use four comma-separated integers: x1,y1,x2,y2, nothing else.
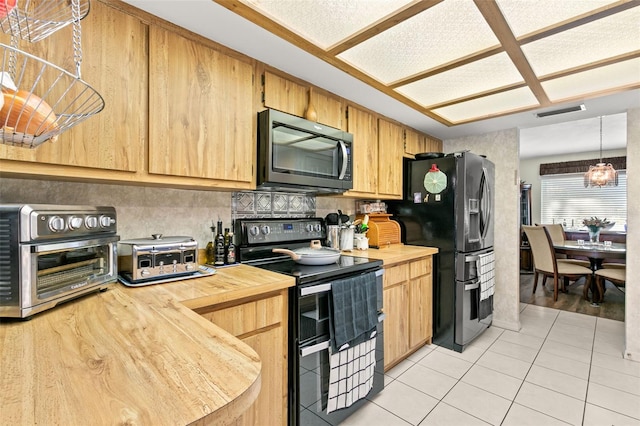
214,220,225,266
226,231,236,265
205,223,215,264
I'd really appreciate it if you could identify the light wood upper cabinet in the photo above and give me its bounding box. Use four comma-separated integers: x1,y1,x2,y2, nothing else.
0,1,146,172
148,26,254,184
263,70,343,129
425,136,443,153
404,128,425,157
377,118,403,199
345,105,378,196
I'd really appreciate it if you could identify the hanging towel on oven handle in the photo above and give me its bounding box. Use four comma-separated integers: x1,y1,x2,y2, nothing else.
328,270,378,351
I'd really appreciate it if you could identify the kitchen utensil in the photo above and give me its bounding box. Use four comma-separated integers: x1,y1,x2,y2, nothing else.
340,226,354,251
326,225,340,249
325,213,339,225
272,240,340,265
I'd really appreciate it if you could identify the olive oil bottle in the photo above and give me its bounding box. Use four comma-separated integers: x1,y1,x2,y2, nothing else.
205,222,216,264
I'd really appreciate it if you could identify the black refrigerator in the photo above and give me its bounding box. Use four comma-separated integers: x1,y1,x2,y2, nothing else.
387,151,495,352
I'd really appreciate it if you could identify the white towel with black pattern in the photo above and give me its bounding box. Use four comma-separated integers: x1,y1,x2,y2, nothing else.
478,251,495,302
326,329,377,414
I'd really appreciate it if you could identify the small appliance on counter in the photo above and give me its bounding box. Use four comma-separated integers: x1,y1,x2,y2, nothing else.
0,204,119,319
118,234,208,286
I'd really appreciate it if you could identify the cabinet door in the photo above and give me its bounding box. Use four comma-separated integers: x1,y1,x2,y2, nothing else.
346,105,378,196
404,128,425,156
263,71,343,129
148,27,254,184
383,283,409,370
377,118,403,198
197,292,287,426
425,136,443,153
409,257,433,348
238,326,286,426
263,71,307,117
0,1,145,172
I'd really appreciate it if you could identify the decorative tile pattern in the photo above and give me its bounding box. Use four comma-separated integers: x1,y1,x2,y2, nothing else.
232,191,316,219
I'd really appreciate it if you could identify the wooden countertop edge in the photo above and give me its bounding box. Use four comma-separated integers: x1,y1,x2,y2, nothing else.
0,265,296,426
344,244,439,266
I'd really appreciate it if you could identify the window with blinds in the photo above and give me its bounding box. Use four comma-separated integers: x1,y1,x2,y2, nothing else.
540,172,627,232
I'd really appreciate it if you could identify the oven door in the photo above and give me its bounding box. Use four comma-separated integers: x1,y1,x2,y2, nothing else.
22,235,119,313
294,269,385,425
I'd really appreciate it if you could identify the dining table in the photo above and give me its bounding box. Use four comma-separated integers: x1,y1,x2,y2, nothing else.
553,240,626,305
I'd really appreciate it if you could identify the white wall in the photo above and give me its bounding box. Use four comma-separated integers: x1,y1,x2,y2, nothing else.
520,148,627,225
444,129,521,332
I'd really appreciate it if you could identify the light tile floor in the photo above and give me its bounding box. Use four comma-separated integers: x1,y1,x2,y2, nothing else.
339,304,640,426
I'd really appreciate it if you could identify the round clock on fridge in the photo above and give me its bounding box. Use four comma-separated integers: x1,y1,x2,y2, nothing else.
423,163,447,194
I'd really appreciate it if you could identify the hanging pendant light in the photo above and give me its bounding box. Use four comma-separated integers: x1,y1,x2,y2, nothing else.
584,116,618,188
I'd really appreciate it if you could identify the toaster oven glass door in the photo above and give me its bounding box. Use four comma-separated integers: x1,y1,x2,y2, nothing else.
31,236,118,301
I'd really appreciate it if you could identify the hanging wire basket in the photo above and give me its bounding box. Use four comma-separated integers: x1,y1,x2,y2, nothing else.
0,0,90,43
0,0,103,148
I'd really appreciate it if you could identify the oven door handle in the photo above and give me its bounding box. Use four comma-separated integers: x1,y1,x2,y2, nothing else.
300,340,331,357
299,268,384,296
300,283,332,296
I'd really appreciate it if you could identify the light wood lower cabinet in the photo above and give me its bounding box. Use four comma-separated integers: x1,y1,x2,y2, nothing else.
383,256,433,370
195,290,288,426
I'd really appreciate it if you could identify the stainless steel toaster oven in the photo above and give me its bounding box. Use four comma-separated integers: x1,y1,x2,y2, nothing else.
0,204,119,319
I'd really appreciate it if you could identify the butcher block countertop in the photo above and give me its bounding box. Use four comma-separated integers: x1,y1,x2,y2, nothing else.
345,244,439,266
0,265,295,426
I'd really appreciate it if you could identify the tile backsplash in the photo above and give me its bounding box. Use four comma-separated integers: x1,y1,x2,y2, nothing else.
0,178,356,248
232,191,316,218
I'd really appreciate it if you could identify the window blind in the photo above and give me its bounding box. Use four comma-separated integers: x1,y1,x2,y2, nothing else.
540,172,627,232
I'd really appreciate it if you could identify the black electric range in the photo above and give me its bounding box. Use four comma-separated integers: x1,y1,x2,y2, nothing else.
235,217,385,426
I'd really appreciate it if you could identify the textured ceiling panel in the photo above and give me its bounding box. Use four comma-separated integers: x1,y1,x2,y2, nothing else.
521,7,640,76
242,0,412,49
395,52,523,107
542,58,640,101
495,0,617,38
433,87,539,123
337,0,499,84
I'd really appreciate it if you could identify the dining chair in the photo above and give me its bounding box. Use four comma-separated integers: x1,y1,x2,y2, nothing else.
537,224,590,268
523,225,593,301
593,265,626,303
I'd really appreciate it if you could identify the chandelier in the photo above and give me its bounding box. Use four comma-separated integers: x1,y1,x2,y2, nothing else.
584,116,618,188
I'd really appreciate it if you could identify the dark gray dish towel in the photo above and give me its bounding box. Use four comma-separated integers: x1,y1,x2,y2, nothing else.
478,294,493,320
329,271,378,351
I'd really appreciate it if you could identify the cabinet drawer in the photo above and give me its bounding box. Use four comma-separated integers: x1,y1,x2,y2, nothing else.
202,294,284,337
410,257,432,279
384,264,408,288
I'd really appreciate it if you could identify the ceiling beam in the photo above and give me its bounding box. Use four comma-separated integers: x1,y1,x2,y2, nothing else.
326,0,443,56
473,0,551,106
517,0,640,45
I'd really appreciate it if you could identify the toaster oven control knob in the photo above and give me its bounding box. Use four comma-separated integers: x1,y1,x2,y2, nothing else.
261,225,271,235
100,215,114,228
48,216,66,232
305,224,314,232
85,216,98,229
249,226,260,236
68,216,83,230
314,224,322,233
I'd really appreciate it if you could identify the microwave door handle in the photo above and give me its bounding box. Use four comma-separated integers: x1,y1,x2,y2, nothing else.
338,139,348,180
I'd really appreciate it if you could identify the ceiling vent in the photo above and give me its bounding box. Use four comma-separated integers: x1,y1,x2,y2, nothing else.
536,104,586,118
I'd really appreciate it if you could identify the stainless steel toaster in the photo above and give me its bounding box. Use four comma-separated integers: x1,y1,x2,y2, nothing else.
118,234,198,282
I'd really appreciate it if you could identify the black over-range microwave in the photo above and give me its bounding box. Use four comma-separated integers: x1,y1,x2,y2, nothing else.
257,108,353,193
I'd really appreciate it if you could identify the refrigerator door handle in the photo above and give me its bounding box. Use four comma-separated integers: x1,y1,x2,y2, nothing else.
480,167,492,241
464,279,480,291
